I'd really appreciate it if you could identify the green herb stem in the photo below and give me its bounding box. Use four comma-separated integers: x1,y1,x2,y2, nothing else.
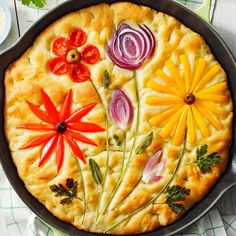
89,80,110,221
96,132,127,223
104,138,186,233
76,158,87,224
111,176,142,210
96,75,140,223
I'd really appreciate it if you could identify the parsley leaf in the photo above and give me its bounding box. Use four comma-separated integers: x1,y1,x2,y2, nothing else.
165,185,190,214
50,178,81,205
196,144,222,174
22,0,46,8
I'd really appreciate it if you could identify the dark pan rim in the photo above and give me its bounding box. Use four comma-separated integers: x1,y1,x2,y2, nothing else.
0,0,236,235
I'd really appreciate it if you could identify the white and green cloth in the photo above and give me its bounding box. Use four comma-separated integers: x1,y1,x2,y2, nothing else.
1,0,236,236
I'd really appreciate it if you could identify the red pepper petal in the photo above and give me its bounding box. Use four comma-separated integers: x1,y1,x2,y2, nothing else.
64,135,86,163
39,135,58,167
41,89,59,122
66,130,97,146
65,103,97,123
68,122,105,133
59,90,72,121
17,123,55,131
56,135,64,172
27,101,55,124
20,132,56,149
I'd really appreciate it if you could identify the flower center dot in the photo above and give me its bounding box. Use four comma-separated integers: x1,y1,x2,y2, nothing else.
56,122,67,133
184,93,195,105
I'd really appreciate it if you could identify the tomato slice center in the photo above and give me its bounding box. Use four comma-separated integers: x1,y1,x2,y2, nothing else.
70,63,90,82
52,37,70,57
81,45,100,64
69,29,87,47
49,57,69,75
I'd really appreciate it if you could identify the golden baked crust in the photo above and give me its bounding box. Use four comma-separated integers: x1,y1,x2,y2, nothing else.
4,2,233,235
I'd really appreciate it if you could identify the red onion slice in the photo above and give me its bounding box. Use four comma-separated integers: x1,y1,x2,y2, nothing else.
110,89,133,130
142,150,165,184
107,23,155,70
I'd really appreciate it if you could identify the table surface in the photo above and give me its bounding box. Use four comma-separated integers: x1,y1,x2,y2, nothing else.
1,0,236,217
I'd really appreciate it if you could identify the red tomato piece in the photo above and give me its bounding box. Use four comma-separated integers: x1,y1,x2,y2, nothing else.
70,63,90,82
81,45,100,64
49,57,69,75
69,29,87,47
52,37,70,57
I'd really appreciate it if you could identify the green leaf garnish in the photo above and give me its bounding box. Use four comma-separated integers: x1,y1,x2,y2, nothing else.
103,70,110,89
22,0,46,8
196,144,222,174
135,132,153,154
165,185,190,214
89,158,103,185
50,178,81,205
113,134,121,147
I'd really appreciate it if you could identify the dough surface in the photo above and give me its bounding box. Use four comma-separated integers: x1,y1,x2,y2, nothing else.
4,2,233,234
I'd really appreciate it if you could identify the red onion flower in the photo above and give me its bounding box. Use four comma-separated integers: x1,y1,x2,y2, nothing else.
142,150,165,184
110,89,133,130
107,23,155,70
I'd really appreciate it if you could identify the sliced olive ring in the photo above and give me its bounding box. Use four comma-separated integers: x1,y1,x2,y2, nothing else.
66,49,80,64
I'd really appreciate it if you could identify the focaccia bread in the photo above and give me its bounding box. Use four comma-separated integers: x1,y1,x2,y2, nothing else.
4,2,233,235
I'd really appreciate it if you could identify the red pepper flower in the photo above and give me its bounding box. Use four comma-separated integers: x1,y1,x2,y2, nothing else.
18,89,105,172
49,29,100,83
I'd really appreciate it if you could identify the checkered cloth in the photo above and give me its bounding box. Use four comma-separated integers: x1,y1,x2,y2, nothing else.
3,0,236,236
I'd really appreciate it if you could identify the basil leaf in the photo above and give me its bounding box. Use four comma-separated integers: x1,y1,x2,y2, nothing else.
135,132,153,154
89,158,102,185
103,70,110,89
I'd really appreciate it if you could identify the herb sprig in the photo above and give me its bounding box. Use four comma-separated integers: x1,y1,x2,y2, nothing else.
195,145,221,174
22,0,46,8
50,178,81,205
165,185,190,214
135,132,153,154
89,159,103,185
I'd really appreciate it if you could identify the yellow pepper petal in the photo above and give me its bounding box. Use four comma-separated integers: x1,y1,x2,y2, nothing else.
194,65,221,92
172,106,188,146
196,94,229,103
190,58,207,92
159,106,185,139
191,105,211,138
147,80,178,96
187,107,195,144
195,101,223,130
156,70,183,96
149,104,183,126
180,55,191,92
197,82,227,95
146,96,182,106
199,101,228,118
165,60,185,93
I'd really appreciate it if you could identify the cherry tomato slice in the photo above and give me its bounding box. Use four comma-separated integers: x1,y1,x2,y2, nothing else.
70,63,90,82
52,37,70,57
69,29,87,47
81,45,100,64
49,57,69,75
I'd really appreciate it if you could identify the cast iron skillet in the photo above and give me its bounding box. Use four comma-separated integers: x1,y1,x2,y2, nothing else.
0,0,236,235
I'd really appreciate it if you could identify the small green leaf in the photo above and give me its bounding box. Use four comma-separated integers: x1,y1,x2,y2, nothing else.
113,134,121,147
168,203,185,214
135,132,153,154
165,185,190,214
103,70,110,89
22,0,46,8
50,178,81,205
196,145,222,174
89,158,103,185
